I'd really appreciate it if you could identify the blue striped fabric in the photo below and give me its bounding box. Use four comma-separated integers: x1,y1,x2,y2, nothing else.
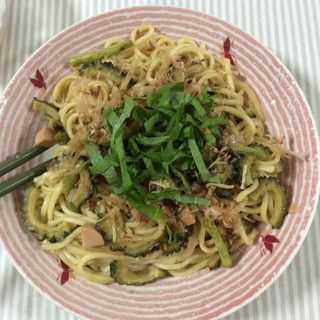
0,1,319,319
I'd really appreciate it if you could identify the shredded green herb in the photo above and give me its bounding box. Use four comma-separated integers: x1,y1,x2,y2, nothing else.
85,82,225,220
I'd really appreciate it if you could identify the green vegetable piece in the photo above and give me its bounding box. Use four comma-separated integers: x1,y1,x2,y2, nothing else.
96,218,113,242
65,169,92,211
108,229,161,256
250,176,288,228
32,97,63,133
162,240,186,256
63,173,79,198
203,216,232,268
125,196,163,220
273,157,285,174
53,130,69,143
123,241,161,258
161,225,192,256
110,260,167,285
188,138,219,184
22,186,75,242
231,143,272,160
79,60,128,85
227,144,277,186
69,40,133,66
32,97,59,120
109,237,126,252
97,214,165,256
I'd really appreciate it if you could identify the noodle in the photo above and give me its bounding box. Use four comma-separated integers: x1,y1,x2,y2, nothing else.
24,25,294,285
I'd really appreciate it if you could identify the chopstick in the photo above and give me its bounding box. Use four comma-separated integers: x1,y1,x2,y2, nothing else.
0,145,48,177
0,145,51,197
0,158,53,197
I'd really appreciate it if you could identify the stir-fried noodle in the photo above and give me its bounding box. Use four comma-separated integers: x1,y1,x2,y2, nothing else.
24,25,291,285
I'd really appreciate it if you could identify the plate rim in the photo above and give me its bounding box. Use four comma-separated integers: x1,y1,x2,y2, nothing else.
1,5,320,320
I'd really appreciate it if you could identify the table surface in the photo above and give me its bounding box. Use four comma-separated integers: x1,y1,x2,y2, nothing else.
0,1,319,319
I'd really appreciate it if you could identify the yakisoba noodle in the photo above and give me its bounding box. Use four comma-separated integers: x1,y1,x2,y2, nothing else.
24,25,290,285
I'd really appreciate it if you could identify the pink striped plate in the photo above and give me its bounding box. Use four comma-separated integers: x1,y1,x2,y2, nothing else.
0,6,319,320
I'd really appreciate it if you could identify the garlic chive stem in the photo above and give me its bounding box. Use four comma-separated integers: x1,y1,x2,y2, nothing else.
69,40,133,66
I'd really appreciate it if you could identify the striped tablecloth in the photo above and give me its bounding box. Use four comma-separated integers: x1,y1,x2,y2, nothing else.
0,1,319,319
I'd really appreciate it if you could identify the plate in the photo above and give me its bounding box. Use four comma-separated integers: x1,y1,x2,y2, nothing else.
0,5,319,320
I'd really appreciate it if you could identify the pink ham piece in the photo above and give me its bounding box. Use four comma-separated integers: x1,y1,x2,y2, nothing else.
34,126,55,147
81,223,105,249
